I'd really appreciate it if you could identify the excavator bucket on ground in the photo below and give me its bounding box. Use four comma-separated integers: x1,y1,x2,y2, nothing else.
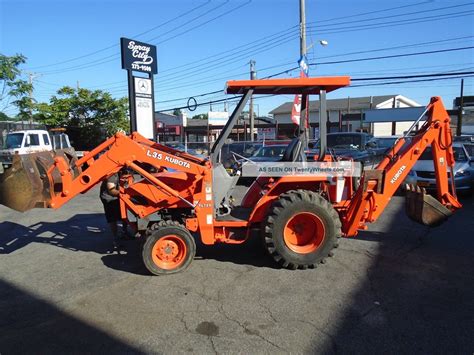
405,184,453,227
0,151,80,212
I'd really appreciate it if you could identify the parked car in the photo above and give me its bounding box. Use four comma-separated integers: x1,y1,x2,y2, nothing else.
375,135,414,154
163,142,206,158
221,142,263,169
404,143,474,193
454,135,474,157
246,144,287,161
375,136,400,152
230,144,288,181
323,132,384,169
453,135,474,143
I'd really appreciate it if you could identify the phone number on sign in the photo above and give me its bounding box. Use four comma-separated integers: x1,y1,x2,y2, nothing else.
131,64,152,72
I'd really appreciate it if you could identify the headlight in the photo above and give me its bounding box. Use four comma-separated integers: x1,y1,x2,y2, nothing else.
455,170,470,177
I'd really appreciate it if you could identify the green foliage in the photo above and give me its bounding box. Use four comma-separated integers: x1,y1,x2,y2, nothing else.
0,54,33,117
9,79,34,121
0,54,25,85
192,113,208,120
173,108,182,116
36,87,129,149
0,111,10,121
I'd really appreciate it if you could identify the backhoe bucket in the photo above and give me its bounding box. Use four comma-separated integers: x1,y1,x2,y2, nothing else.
405,184,452,226
0,151,79,212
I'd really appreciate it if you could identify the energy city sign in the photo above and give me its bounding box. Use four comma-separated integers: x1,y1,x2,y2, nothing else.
120,38,158,139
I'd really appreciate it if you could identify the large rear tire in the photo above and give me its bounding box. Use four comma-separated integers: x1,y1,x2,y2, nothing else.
263,190,341,269
142,221,196,275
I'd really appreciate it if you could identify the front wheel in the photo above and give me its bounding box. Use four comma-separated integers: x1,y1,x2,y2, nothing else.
263,190,341,269
142,221,196,275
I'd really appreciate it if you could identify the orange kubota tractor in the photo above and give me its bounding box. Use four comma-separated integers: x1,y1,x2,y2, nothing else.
0,77,462,275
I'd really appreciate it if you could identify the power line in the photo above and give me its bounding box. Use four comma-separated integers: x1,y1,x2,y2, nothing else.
36,1,464,77
308,1,432,24
156,35,474,88
351,74,474,88
36,43,474,104
307,9,474,36
153,0,252,45
351,71,474,81
309,36,474,61
306,2,474,28
80,2,438,83
313,46,474,66
25,1,212,70
150,12,474,87
265,45,474,78
58,26,300,91
156,89,222,104
144,6,472,86
38,1,252,75
156,71,474,112
156,29,299,82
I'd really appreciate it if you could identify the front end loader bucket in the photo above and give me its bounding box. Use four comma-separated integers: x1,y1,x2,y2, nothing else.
0,151,80,212
405,184,452,226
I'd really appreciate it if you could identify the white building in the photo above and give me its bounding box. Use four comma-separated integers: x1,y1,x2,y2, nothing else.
269,94,421,137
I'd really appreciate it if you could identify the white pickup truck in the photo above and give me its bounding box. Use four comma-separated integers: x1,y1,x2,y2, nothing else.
0,129,78,173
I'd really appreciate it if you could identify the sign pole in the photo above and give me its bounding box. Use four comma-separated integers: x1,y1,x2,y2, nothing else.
150,75,157,140
127,70,137,133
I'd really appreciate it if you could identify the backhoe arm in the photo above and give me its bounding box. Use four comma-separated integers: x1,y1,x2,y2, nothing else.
342,97,462,236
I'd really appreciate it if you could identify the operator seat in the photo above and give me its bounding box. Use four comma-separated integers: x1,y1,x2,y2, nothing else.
282,133,307,162
212,163,239,214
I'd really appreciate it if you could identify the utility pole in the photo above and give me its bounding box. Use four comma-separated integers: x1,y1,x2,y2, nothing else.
27,72,41,125
299,0,308,143
300,0,306,58
456,79,464,137
249,60,256,142
77,80,80,90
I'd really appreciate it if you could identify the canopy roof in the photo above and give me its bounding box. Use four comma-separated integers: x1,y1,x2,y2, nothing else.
226,76,351,95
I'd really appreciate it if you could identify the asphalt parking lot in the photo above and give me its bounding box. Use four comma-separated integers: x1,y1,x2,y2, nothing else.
0,187,473,354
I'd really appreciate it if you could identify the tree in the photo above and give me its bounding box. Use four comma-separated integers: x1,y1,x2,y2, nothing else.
36,87,129,149
192,113,208,120
0,54,33,119
173,108,182,116
0,111,10,121
9,79,34,121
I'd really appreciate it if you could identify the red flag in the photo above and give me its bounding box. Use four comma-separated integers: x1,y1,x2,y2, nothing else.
291,94,302,126
290,71,309,128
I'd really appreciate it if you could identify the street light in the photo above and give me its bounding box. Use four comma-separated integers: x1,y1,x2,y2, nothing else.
307,39,329,51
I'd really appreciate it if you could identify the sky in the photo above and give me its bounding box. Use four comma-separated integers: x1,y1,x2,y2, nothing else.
1,0,473,118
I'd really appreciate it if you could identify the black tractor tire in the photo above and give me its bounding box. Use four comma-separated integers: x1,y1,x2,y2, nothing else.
142,220,196,275
263,190,341,270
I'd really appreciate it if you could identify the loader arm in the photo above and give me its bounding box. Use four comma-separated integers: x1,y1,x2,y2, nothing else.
0,132,208,212
342,97,462,236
